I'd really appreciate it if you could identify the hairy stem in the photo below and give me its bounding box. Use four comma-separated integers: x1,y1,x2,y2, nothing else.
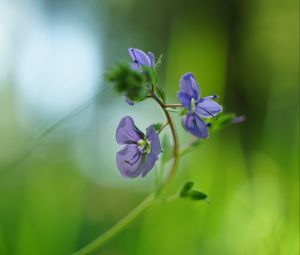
73,92,180,255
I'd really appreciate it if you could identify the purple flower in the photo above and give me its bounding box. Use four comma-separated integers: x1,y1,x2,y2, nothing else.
178,72,222,138
123,48,155,106
116,116,161,178
128,48,155,70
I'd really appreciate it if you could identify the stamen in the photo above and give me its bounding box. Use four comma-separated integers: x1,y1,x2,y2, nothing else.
137,139,151,154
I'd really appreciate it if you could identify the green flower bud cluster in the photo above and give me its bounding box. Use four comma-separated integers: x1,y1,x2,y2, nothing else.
106,62,148,102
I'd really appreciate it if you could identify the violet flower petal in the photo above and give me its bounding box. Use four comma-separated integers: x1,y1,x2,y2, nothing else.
116,144,144,178
140,153,157,178
130,62,140,71
177,91,192,111
128,48,152,68
180,72,200,101
146,126,161,156
183,113,209,138
147,51,155,67
196,98,222,118
116,116,144,145
140,126,161,177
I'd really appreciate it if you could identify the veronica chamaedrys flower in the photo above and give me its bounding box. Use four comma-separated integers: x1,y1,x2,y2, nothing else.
116,116,161,178
178,72,222,138
128,48,155,70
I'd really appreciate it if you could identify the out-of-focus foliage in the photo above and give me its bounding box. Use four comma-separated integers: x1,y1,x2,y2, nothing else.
0,0,298,255
106,62,148,101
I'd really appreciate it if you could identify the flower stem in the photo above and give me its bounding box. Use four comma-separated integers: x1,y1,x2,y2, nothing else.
164,103,182,108
150,92,180,191
73,194,155,255
155,193,179,204
73,92,180,255
157,121,169,134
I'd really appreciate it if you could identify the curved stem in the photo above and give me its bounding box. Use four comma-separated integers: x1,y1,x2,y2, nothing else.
73,93,180,255
150,93,180,191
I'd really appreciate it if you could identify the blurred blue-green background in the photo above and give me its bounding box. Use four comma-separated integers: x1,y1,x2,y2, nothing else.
0,0,299,254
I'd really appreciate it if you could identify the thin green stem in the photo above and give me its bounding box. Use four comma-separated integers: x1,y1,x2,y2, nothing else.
73,194,155,255
164,103,182,108
73,92,180,255
150,92,180,191
155,193,179,205
157,121,169,134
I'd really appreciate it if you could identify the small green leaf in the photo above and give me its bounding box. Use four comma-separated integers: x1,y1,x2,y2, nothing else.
162,134,172,163
152,123,163,132
179,108,188,116
189,190,208,201
180,181,194,197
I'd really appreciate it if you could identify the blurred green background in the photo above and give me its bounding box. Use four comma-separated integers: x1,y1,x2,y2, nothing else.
0,0,299,254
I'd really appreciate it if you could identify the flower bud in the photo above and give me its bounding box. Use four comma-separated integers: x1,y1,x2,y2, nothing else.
106,62,148,101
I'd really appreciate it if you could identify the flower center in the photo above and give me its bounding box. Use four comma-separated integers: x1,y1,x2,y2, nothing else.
191,98,196,113
137,139,151,154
